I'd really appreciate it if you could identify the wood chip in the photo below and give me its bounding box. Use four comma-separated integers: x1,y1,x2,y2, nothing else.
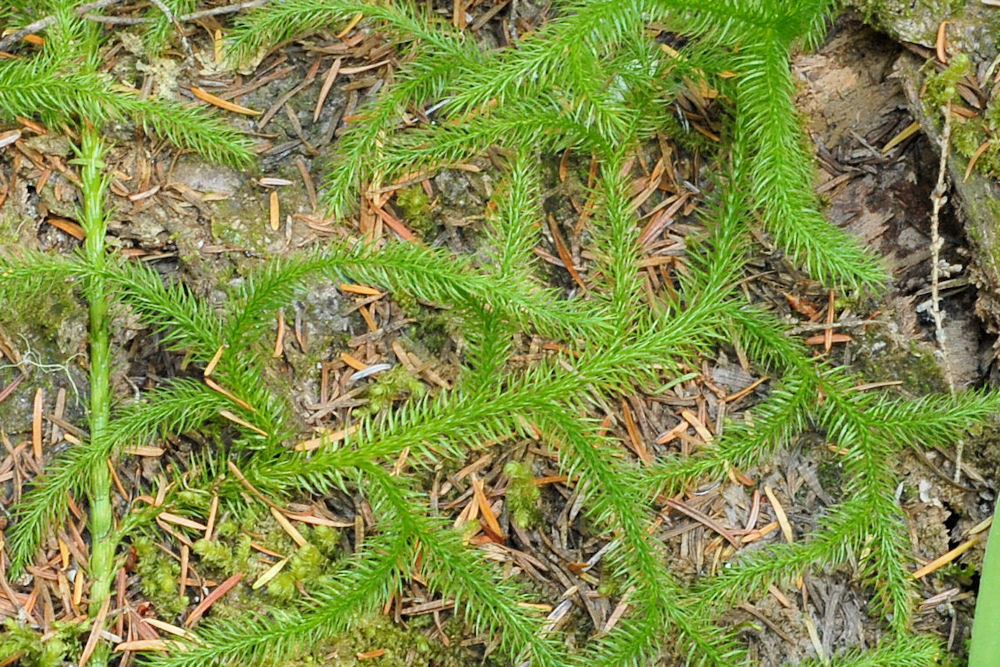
655,420,690,445
128,185,161,202
32,388,43,460
663,497,739,547
621,401,651,462
190,86,261,115
336,11,363,38
259,177,293,187
205,495,219,540
965,139,993,181
78,596,110,667
283,512,354,528
740,521,778,544
179,544,189,598
204,377,255,412
269,190,280,231
273,310,285,358
374,205,417,241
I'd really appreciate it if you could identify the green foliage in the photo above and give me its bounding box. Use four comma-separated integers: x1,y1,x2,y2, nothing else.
392,185,435,235
0,617,81,667
1,1,997,666
504,460,542,529
133,536,191,619
923,52,971,110
797,633,941,666
0,2,253,166
357,365,425,417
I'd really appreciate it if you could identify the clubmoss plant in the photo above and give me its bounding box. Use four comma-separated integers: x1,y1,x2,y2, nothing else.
0,2,251,664
1,1,998,666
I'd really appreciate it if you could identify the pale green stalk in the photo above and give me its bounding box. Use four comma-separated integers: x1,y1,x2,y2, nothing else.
77,124,114,666
969,498,1000,665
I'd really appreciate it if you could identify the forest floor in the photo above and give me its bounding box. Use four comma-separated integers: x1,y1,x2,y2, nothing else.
0,6,997,666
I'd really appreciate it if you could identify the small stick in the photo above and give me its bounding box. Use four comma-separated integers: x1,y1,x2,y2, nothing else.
180,0,269,21
147,0,193,59
929,106,962,482
0,0,122,51
21,0,271,37
82,13,148,25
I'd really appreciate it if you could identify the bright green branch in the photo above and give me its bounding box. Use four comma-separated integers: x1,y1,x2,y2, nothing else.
77,123,114,666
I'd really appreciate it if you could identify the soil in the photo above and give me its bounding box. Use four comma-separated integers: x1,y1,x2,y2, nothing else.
1,6,999,667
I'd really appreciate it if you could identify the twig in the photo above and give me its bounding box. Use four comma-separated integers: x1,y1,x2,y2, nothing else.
147,0,193,59
929,105,961,481
0,0,122,51
2,0,271,47
181,0,270,21
82,13,149,25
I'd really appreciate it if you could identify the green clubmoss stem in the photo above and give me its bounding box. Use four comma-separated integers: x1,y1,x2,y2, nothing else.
78,124,114,666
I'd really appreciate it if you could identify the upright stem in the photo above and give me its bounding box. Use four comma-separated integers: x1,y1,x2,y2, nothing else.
970,498,1000,666
79,125,114,665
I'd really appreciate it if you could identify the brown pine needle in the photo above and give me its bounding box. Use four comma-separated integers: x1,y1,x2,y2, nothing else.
882,121,920,154
218,409,269,437
203,345,227,377
471,474,504,540
78,596,110,667
314,57,342,123
913,536,980,579
964,139,992,181
340,352,367,371
204,377,255,412
273,310,285,358
295,425,360,451
184,572,244,627
158,512,208,531
190,86,261,115
270,506,308,547
46,216,86,240
340,283,381,296
113,640,171,653
547,214,587,293
763,486,794,543
680,408,713,443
